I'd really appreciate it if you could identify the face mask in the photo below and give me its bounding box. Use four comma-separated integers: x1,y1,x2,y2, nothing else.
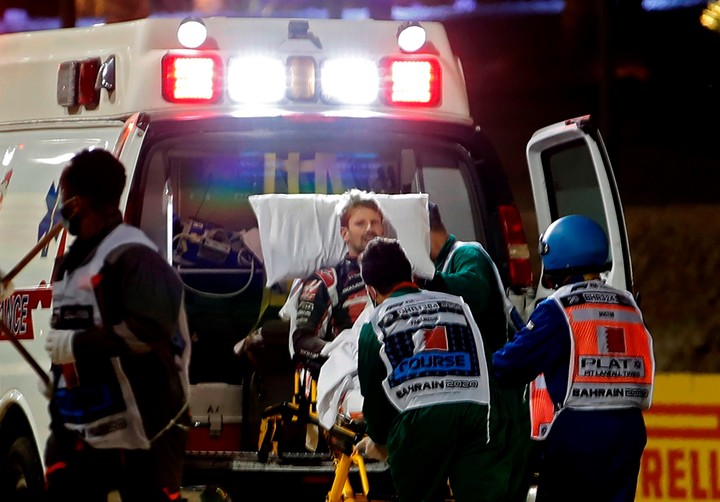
60,198,81,236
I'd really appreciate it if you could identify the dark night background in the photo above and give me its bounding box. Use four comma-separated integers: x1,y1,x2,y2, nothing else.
1,0,718,371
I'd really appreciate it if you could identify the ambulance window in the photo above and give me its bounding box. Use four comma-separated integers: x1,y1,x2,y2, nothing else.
420,166,475,241
542,139,608,237
136,131,479,267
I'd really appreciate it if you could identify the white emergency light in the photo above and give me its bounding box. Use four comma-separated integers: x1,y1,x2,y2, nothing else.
320,58,378,105
396,22,427,53
227,57,286,104
177,18,208,49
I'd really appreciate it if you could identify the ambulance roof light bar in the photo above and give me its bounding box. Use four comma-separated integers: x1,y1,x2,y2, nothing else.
177,18,208,49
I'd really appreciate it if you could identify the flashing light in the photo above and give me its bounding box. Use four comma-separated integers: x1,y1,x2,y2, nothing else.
177,18,208,49
162,52,223,103
381,58,441,106
227,57,286,104
397,22,427,53
321,58,379,105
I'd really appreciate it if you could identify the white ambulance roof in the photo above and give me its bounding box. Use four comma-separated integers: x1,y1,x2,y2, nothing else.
0,17,472,125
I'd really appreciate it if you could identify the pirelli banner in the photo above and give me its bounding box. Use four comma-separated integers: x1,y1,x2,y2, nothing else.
637,373,720,501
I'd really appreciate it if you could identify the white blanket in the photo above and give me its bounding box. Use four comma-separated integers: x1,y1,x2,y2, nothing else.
315,304,372,430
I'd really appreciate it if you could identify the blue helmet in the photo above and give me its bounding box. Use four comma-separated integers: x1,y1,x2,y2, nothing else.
538,215,610,274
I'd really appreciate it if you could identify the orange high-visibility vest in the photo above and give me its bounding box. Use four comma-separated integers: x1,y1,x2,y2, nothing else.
529,280,654,439
529,374,555,440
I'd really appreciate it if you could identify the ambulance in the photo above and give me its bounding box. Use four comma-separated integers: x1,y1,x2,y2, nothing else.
0,15,631,500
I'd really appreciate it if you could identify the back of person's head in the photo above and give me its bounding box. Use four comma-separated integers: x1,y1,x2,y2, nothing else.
61,149,126,210
428,202,446,233
340,191,383,228
360,237,412,295
539,214,610,276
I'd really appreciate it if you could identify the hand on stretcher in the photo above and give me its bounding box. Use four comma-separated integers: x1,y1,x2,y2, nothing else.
354,436,388,461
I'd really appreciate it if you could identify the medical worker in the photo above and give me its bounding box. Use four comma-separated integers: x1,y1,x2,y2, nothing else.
493,214,655,502
43,149,190,502
357,237,500,502
422,202,532,501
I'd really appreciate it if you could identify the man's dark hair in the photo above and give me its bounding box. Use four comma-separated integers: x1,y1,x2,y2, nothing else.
428,202,446,232
360,237,412,295
60,149,126,209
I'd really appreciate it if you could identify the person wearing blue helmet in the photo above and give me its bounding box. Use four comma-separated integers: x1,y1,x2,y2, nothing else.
492,214,655,502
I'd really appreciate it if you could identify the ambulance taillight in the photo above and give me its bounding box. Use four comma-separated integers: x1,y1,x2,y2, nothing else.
161,52,223,104
57,57,114,108
498,204,533,288
381,58,441,107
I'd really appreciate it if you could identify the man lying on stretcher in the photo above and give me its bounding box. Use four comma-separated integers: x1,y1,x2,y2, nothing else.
246,191,434,454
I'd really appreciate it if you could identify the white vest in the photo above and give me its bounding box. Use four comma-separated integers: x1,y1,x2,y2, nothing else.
52,225,166,450
368,290,491,412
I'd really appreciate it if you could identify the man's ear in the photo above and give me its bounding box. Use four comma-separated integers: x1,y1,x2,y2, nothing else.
340,226,349,242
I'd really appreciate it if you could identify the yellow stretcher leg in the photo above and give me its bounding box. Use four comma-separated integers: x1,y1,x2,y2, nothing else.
326,449,370,502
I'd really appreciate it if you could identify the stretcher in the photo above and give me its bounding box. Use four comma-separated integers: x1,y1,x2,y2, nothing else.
256,366,377,501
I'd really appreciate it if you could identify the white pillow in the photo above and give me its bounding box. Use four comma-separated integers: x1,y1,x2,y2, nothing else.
249,192,433,287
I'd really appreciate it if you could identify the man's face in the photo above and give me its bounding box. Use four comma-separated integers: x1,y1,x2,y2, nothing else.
341,207,384,257
59,183,83,236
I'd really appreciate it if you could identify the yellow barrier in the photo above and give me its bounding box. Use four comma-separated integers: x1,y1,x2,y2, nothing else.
637,373,720,501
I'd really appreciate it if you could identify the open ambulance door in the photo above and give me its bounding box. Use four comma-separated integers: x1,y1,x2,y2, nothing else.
112,113,172,259
525,115,633,315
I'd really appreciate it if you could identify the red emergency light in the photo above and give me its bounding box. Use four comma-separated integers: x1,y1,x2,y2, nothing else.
162,52,224,104
380,57,441,107
498,204,532,288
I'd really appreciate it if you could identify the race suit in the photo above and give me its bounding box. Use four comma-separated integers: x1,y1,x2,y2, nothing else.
47,220,190,502
424,235,532,501
358,285,498,502
292,255,368,371
493,280,655,502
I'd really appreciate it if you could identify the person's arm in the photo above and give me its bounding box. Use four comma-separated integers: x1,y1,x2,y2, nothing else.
432,245,493,307
72,244,182,359
492,299,569,386
357,322,397,444
292,274,333,369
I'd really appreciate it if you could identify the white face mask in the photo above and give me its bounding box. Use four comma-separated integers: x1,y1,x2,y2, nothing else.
59,196,80,236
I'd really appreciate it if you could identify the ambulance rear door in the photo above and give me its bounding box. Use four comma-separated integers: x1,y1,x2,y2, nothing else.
525,115,632,308
112,113,172,258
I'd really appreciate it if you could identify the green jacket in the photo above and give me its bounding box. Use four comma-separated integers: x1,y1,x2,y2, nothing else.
428,234,509,355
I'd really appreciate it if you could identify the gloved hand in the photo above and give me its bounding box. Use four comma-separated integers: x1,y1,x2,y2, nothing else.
44,330,76,364
354,436,388,461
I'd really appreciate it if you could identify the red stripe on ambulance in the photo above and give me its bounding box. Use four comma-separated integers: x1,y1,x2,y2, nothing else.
0,286,52,340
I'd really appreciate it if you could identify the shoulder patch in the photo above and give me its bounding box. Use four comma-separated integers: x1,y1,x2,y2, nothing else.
316,268,337,288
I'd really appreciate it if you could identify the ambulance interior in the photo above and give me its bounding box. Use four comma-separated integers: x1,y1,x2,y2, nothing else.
133,129,482,452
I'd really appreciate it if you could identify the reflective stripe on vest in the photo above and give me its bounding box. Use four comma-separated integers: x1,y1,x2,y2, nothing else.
52,224,158,450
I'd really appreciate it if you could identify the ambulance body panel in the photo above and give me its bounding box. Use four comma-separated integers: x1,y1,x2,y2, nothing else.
0,16,629,500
